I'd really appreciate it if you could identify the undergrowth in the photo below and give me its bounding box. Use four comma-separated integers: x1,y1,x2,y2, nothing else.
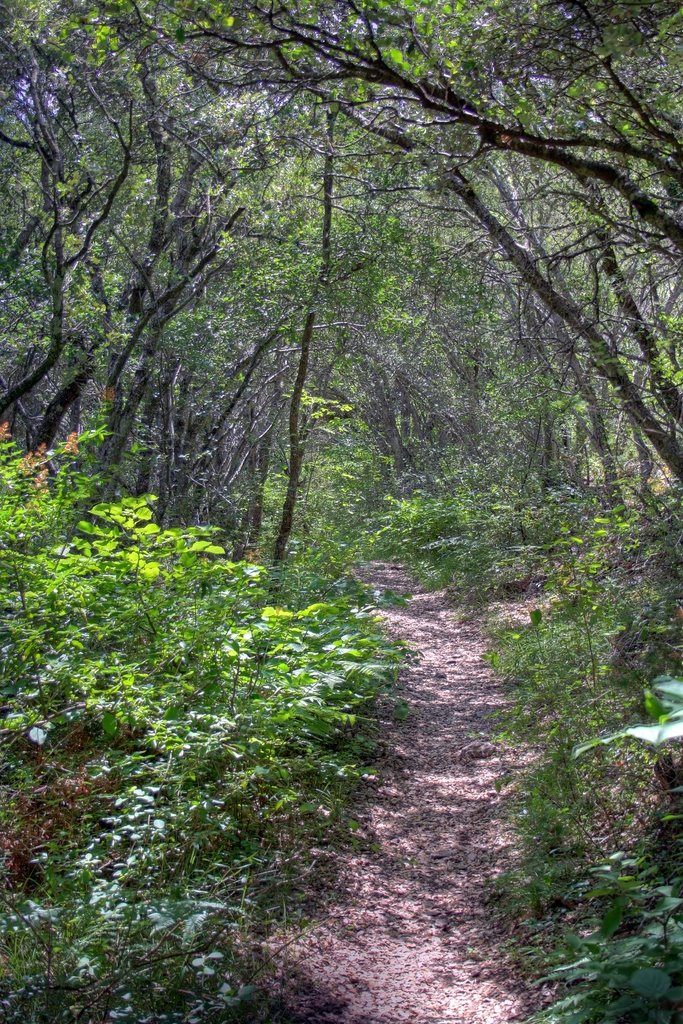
375,481,683,1023
0,435,402,1023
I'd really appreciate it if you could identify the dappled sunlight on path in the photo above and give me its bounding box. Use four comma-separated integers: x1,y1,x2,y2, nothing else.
275,563,535,1024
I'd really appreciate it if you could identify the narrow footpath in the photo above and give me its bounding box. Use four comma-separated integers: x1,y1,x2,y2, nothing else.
276,563,536,1024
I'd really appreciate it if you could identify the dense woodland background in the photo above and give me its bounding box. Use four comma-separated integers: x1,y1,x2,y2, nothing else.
1,1,683,1021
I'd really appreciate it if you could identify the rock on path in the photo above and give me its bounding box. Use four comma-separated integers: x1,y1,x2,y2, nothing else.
274,563,535,1024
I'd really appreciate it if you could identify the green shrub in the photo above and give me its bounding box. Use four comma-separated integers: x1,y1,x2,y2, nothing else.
490,507,672,910
0,434,402,1023
532,855,683,1024
373,486,593,599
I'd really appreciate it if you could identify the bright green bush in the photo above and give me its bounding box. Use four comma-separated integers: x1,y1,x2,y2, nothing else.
489,507,665,906
373,486,592,598
0,435,402,1023
532,678,683,1023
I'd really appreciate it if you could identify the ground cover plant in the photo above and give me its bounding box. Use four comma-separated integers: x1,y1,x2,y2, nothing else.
0,435,402,1022
374,481,683,1021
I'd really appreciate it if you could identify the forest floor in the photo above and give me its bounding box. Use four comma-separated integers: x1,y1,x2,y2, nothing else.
271,563,538,1024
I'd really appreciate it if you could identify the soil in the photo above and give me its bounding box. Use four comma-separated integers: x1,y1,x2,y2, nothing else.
272,563,537,1024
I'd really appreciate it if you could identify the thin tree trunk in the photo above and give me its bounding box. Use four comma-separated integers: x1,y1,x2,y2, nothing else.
272,109,336,563
101,322,163,477
272,311,316,563
447,170,683,484
0,231,66,420
34,360,91,450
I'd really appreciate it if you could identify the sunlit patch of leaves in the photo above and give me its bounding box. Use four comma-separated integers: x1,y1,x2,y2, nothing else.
0,436,402,1022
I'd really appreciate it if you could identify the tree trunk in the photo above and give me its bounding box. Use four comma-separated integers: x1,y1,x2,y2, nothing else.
272,109,336,563
447,170,683,484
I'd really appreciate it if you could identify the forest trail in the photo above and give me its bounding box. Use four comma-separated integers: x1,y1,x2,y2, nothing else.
275,563,535,1024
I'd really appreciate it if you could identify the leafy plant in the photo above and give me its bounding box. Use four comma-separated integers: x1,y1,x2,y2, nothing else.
532,857,683,1024
0,436,402,1022
577,676,683,753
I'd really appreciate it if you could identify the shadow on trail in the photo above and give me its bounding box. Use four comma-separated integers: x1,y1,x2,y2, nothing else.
271,563,536,1024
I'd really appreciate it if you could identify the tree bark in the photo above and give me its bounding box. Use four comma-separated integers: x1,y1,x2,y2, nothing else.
446,170,683,484
272,109,336,563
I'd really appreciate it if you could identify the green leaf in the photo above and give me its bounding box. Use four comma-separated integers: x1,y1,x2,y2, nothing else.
262,606,294,620
138,523,160,535
102,711,118,737
599,900,623,938
635,721,683,745
140,561,161,580
654,676,683,700
529,608,542,628
629,967,671,999
576,718,683,753
644,689,667,720
175,25,185,42
188,540,212,552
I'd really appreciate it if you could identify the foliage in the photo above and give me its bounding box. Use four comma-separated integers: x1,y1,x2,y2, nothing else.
531,677,683,1019
495,502,681,890
3,0,683,1018
577,675,683,753
373,485,590,599
532,856,683,1024
0,437,402,1023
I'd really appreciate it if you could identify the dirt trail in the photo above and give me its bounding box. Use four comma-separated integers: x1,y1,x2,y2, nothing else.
276,563,535,1024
